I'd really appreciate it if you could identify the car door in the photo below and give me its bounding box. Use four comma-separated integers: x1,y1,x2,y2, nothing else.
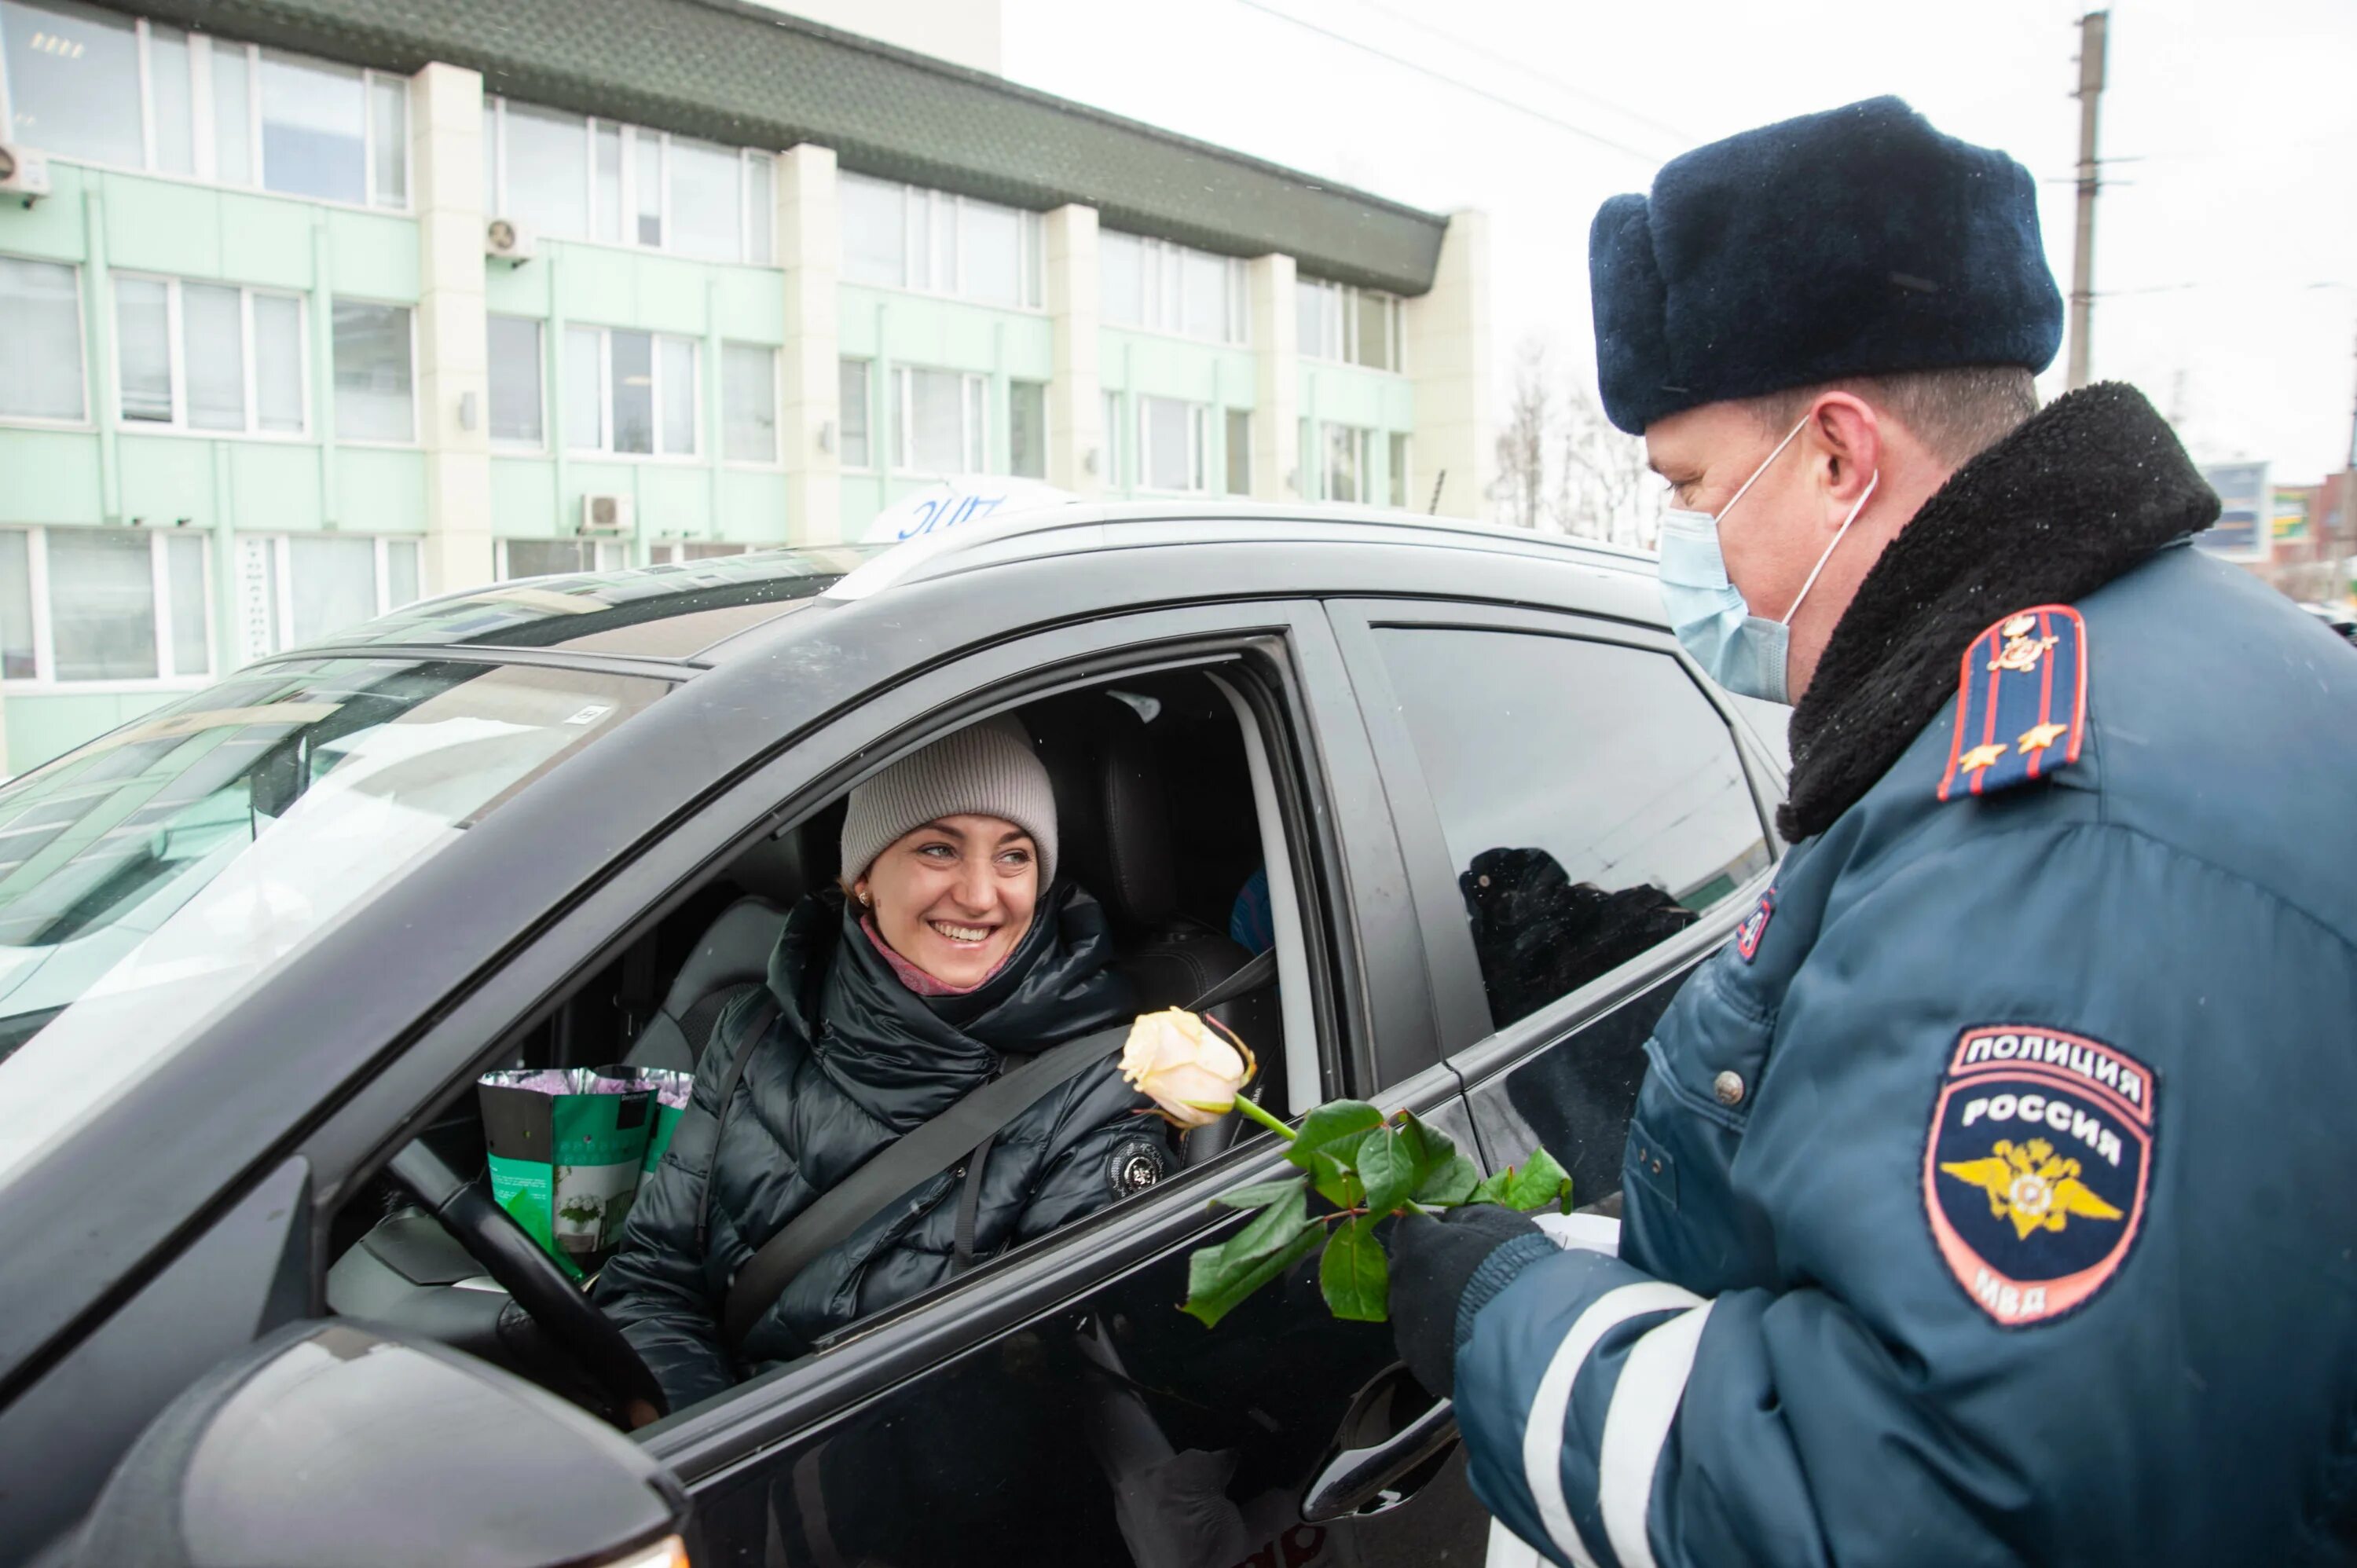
1324,599,1784,1209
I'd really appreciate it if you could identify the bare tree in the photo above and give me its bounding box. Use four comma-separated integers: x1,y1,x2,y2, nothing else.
1490,338,1555,533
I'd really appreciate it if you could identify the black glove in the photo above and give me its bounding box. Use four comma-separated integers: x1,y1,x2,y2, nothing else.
1386,1204,1549,1399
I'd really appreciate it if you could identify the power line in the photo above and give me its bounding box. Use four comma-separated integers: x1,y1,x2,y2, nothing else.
1344,0,1700,149
1231,0,1668,167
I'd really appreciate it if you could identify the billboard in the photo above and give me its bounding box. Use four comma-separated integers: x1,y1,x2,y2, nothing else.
2271,486,2314,544
2195,462,2270,562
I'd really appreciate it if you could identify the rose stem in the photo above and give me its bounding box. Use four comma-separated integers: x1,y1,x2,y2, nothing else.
1231,1094,1296,1141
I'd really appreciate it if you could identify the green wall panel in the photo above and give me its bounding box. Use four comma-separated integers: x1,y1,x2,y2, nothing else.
1299,364,1414,432
717,471,790,541
629,465,713,539
228,444,325,532
335,449,427,533
844,286,1050,377
220,196,321,291
6,691,181,775
0,432,103,526
104,175,223,277
491,459,560,533
0,164,90,262
485,257,553,316
551,244,740,337
327,210,420,302
839,473,887,540
710,271,785,343
118,438,217,526
1101,330,1255,406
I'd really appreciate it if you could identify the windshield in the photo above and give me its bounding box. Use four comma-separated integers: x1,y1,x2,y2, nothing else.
0,657,669,1189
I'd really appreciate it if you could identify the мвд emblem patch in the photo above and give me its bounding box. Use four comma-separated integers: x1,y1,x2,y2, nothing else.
1923,1024,2155,1327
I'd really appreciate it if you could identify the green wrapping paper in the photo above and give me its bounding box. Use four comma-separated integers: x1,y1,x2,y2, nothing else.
478,1068,656,1279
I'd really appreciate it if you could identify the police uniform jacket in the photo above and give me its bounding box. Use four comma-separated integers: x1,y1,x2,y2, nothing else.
596,882,1169,1409
1453,384,2357,1566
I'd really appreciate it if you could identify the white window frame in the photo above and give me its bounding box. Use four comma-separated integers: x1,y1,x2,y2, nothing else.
838,357,875,472
233,532,419,661
328,295,419,448
1299,278,1406,372
841,176,1044,310
0,525,214,691
0,256,92,429
893,366,988,475
1102,233,1248,345
1135,395,1210,494
1323,421,1373,504
113,273,310,438
566,324,700,460
719,340,781,467
495,537,627,579
486,313,547,452
0,7,409,210
481,97,778,266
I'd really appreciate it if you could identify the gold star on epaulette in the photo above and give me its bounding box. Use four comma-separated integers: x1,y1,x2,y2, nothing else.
1958,742,2009,774
2017,721,2069,755
2001,614,2038,639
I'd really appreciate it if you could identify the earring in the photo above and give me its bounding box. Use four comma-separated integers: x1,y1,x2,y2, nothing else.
856,888,873,908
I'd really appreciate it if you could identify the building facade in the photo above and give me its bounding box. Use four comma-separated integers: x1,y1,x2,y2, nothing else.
0,0,1491,773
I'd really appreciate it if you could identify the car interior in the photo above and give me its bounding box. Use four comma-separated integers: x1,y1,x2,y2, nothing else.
324,665,1297,1423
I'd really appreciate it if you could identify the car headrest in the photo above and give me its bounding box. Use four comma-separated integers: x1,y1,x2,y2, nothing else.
1034,699,1178,931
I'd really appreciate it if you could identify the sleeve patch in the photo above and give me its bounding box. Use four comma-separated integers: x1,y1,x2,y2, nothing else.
1923,1024,2155,1327
1106,1136,1168,1200
1937,605,2088,802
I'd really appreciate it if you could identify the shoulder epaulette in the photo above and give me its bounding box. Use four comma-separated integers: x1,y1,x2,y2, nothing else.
1937,604,2087,802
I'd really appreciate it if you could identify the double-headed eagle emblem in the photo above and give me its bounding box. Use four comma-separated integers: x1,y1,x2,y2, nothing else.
1939,1137,2124,1241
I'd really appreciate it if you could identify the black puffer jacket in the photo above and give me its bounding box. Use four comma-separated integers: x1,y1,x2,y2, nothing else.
596,882,1169,1409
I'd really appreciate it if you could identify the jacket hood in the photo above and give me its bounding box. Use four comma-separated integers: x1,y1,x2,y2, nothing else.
767,881,1135,1131
1781,381,2217,840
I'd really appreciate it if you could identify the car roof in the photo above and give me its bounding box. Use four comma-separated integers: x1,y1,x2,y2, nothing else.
251,505,1657,670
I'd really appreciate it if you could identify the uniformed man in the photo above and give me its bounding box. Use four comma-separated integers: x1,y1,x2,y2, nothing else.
1387,97,2357,1566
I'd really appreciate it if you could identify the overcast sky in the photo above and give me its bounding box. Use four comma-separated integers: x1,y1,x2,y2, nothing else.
1003,0,2357,485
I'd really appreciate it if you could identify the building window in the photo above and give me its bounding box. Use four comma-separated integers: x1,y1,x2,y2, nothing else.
487,314,544,448
0,257,85,423
331,300,413,443
481,97,775,265
1103,390,1124,488
112,275,306,435
721,343,779,463
650,540,752,564
896,367,985,474
1100,231,1246,344
1225,408,1252,496
0,526,211,684
0,5,412,207
498,539,625,579
1009,380,1047,480
232,533,421,661
1297,278,1403,371
1138,395,1208,493
838,358,872,469
1325,423,1371,504
1388,432,1412,508
839,172,1044,309
564,327,698,457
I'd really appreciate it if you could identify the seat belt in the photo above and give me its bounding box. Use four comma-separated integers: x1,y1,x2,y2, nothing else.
718,947,1278,1348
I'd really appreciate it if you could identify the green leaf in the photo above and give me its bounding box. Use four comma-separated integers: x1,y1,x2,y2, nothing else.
1356,1127,1419,1216
1413,1152,1482,1205
1396,1112,1457,1185
1284,1101,1384,1174
1466,1167,1514,1207
1182,1215,1325,1328
1318,1214,1391,1321
1310,1160,1366,1211
1210,1176,1310,1212
1501,1147,1576,1214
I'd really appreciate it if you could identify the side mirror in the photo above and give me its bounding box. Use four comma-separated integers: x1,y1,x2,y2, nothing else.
64,1319,690,1568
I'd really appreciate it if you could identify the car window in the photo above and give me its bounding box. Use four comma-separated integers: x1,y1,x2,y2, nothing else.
1372,627,1769,1033
0,657,668,1192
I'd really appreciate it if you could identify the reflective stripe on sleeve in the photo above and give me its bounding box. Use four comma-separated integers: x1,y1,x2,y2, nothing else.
1522,1281,1703,1568
1596,1301,1716,1568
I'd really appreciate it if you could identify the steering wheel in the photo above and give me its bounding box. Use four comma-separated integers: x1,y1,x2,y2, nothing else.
387,1141,669,1424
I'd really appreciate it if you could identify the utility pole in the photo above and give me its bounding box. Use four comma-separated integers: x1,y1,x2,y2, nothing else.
2066,11,2109,391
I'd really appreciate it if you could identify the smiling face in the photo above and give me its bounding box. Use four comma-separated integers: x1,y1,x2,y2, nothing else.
853,813,1041,990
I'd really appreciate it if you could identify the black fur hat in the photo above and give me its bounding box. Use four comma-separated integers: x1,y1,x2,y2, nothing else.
1589,96,2064,434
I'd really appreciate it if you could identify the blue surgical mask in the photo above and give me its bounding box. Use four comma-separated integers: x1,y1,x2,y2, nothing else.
1656,416,1878,705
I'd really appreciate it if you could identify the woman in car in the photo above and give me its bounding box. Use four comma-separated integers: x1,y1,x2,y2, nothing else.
596,716,1173,1412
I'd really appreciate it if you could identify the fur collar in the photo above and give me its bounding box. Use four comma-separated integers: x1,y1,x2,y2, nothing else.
1780,381,2217,841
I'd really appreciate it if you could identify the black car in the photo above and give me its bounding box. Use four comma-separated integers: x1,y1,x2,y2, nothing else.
0,504,1786,1568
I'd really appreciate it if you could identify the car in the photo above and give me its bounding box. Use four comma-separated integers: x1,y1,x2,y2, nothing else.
2297,599,2357,646
0,504,1787,1568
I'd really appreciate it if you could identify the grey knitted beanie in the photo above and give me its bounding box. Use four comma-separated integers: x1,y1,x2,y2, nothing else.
839,716,1058,887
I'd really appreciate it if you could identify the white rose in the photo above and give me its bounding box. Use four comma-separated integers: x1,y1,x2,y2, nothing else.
1119,1008,1255,1129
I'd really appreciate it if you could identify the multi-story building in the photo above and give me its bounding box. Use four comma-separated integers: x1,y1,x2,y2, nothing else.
0,0,1491,773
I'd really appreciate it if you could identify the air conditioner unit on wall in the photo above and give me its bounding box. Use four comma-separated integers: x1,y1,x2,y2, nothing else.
484,216,537,262
0,144,52,203
580,494,635,537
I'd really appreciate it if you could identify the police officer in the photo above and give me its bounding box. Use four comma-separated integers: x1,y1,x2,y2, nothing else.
1387,97,2357,1566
